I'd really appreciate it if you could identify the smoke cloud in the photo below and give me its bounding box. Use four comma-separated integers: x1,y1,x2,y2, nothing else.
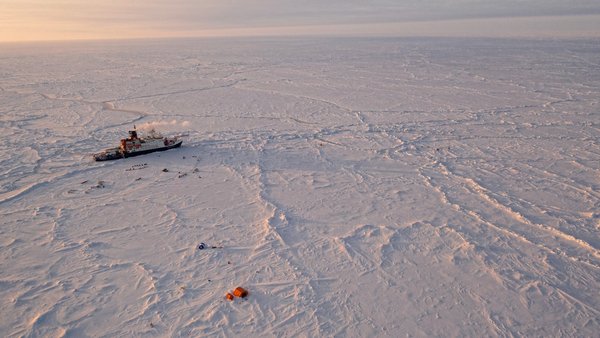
136,120,190,132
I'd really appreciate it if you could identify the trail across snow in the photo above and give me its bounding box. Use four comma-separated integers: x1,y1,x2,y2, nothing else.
0,37,599,337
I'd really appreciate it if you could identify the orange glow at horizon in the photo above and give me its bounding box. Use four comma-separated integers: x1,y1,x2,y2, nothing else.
1,1,599,43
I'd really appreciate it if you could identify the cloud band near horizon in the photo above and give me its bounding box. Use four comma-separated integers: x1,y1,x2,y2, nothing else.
1,0,599,42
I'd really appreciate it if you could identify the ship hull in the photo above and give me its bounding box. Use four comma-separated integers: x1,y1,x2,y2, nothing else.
94,140,182,161
93,152,123,161
123,140,182,158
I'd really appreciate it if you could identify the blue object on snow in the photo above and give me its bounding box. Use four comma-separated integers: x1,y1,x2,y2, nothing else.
198,242,206,250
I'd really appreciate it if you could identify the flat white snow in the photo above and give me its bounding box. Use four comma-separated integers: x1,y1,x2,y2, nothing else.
0,37,599,337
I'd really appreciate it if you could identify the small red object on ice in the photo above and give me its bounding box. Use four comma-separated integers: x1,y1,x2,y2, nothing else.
233,287,248,298
226,293,234,301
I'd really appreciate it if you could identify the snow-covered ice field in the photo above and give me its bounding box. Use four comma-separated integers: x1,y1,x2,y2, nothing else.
1,37,599,337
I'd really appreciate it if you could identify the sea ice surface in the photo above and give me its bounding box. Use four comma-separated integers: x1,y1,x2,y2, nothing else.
0,37,599,337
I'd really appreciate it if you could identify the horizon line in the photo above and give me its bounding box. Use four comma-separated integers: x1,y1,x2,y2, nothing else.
1,15,599,44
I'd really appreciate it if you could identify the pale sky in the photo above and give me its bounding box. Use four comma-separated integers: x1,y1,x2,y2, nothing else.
1,0,599,42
